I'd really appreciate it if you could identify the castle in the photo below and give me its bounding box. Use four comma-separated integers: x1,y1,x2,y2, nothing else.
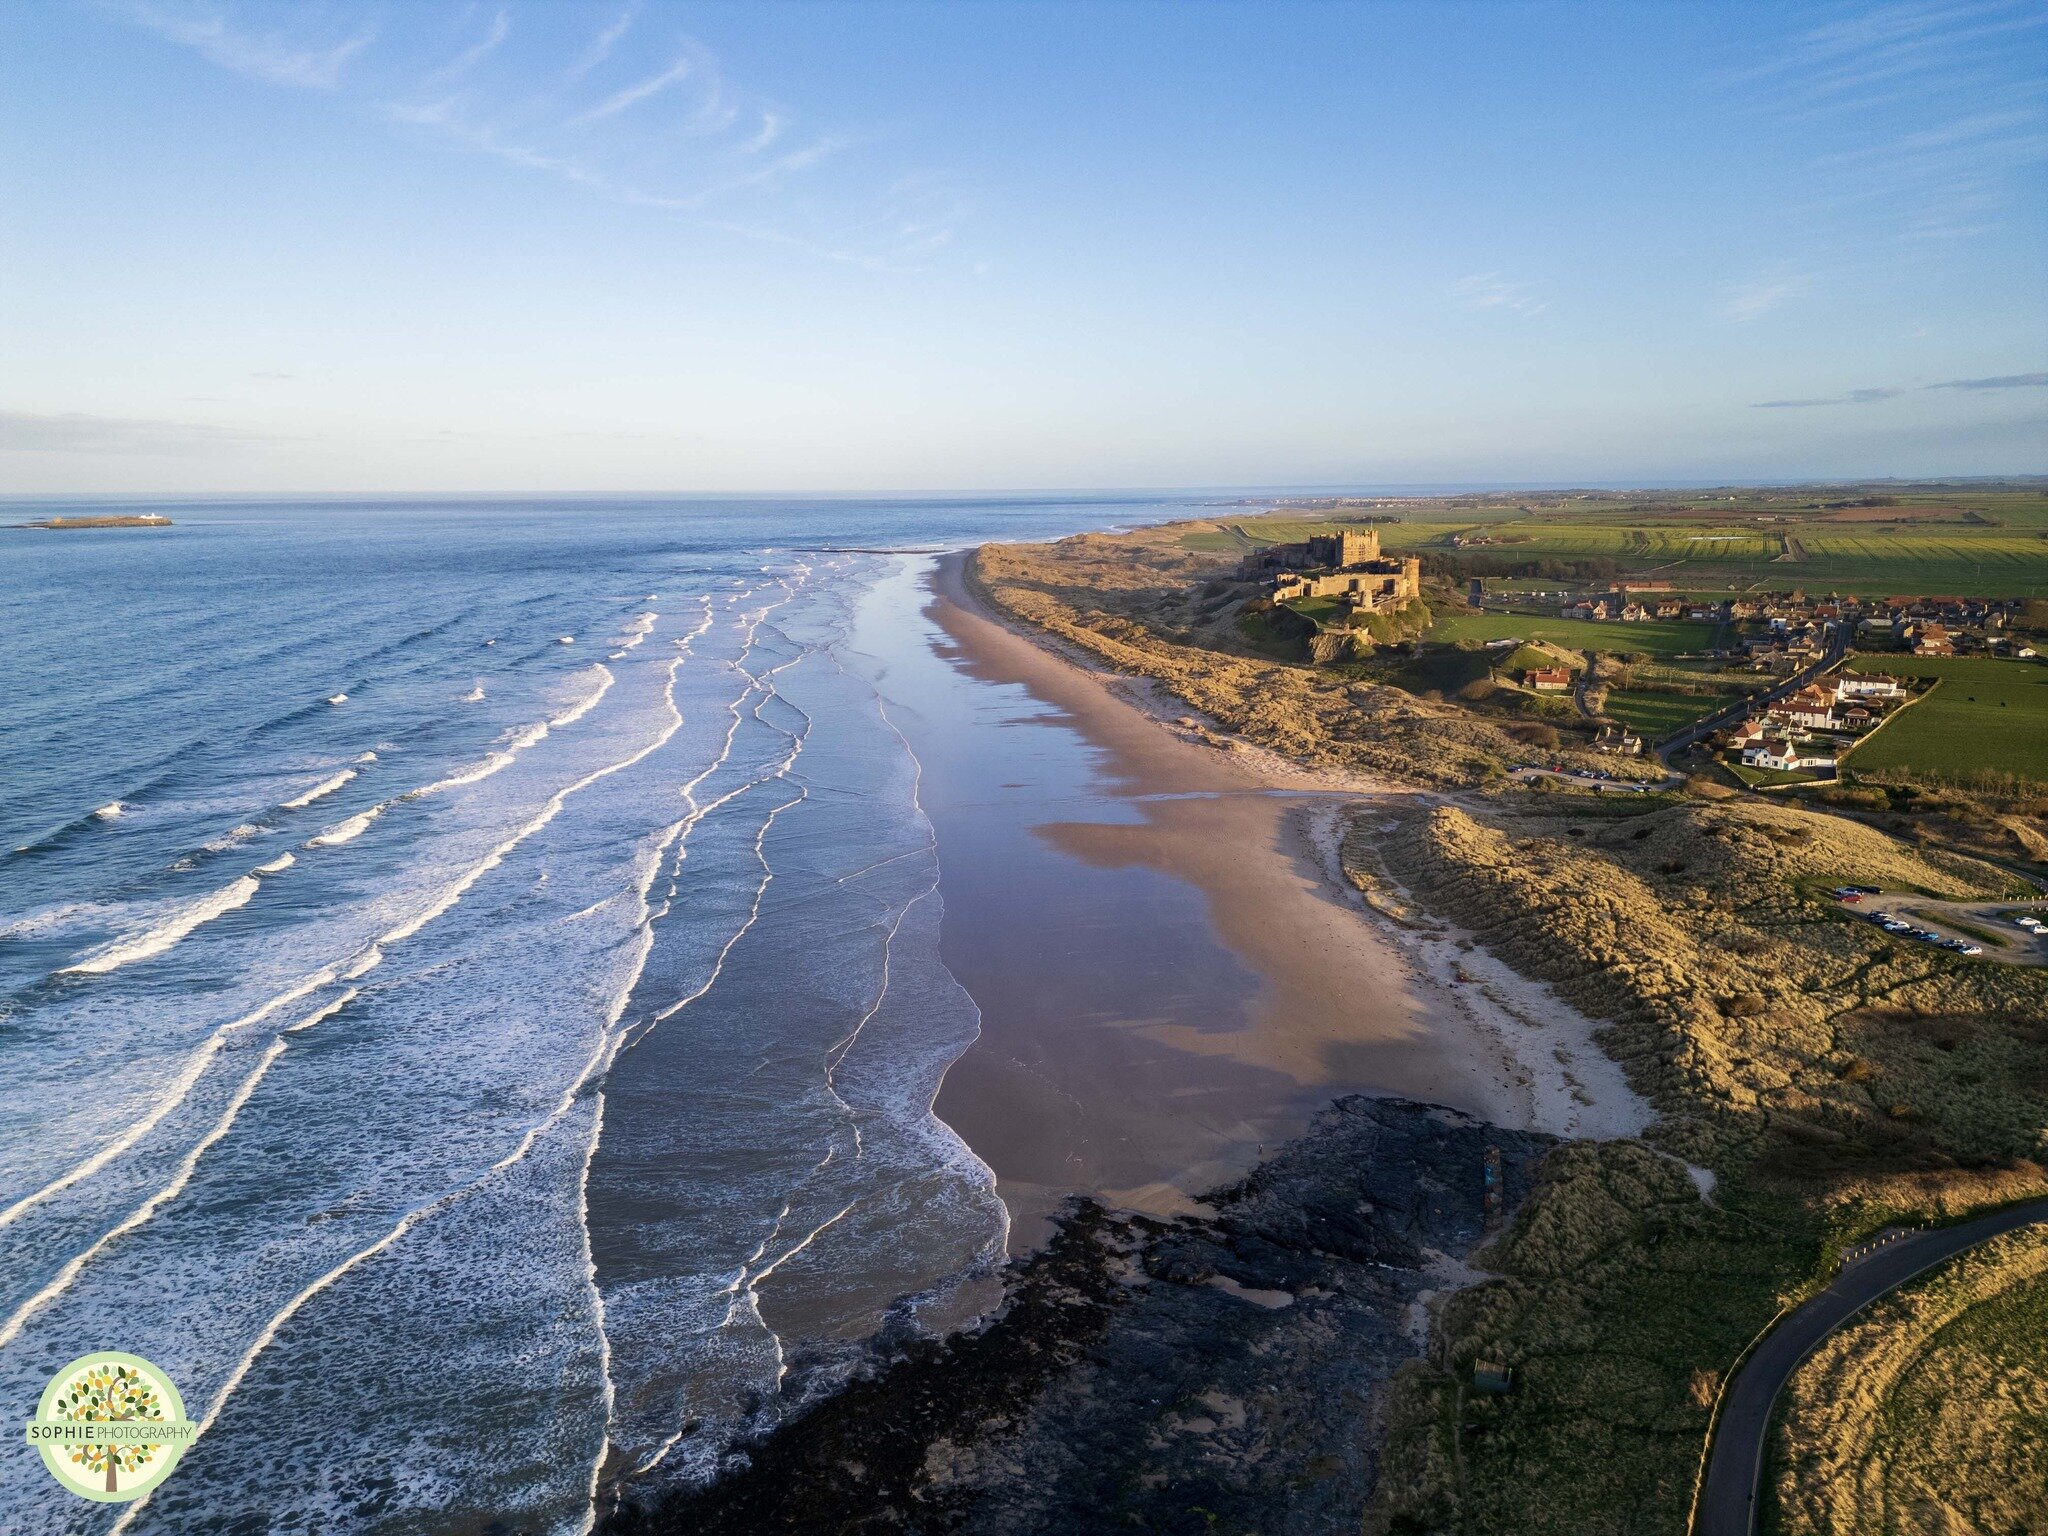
1242,528,1421,615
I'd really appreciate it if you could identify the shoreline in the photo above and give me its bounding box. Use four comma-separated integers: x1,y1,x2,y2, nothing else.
916,549,1651,1246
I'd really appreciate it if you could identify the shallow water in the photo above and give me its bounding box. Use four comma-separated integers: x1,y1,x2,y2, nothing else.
0,496,1205,1533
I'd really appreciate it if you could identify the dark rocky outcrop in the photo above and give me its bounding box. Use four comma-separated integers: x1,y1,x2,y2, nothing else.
606,1097,1549,1536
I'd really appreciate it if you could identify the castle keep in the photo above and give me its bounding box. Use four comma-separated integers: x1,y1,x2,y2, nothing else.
1242,527,1421,615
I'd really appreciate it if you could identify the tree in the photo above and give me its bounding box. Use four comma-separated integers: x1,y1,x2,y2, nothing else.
57,1362,165,1494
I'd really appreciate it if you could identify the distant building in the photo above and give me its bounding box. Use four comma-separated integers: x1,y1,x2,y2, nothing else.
1743,738,1835,772
1594,724,1643,755
1837,675,1905,700
1912,622,1954,656
1727,717,1767,749
1252,526,1422,615
1525,666,1573,692
1766,684,1840,731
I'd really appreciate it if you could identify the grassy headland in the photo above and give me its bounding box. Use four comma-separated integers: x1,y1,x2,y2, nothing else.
966,488,2048,1535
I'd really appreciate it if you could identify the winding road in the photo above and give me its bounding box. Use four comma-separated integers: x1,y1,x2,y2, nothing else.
1657,624,1850,769
1694,1197,2048,1536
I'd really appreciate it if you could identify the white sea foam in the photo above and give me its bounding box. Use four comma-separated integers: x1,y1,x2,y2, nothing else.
104,657,701,1529
356,751,379,763
59,875,262,976
308,807,382,847
93,802,123,821
558,636,575,645
463,684,485,702
281,769,356,810
254,853,295,875
414,668,613,797
0,988,360,1351
202,824,264,853
327,693,349,706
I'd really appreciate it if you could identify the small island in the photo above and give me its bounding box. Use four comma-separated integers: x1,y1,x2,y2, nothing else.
21,514,173,529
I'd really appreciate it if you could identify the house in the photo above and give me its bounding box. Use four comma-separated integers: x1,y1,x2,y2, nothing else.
1837,675,1905,700
1594,724,1643,755
1766,684,1839,731
1743,738,1836,772
1912,623,1954,657
1562,601,1597,620
1656,599,1685,619
1525,666,1573,692
1618,601,1649,623
1726,717,1768,750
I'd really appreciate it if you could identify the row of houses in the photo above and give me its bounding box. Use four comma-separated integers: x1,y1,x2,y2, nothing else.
1724,673,1910,773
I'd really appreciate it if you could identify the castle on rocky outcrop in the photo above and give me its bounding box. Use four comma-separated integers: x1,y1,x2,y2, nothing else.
1241,527,1421,615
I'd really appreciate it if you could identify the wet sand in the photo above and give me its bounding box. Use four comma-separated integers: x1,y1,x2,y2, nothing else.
856,553,1638,1247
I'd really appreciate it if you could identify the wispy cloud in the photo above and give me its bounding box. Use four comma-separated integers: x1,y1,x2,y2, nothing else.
0,409,280,453
1720,275,1809,322
571,55,691,125
1451,273,1546,316
1928,371,2048,390
1753,388,1903,408
1752,370,2048,406
1725,1,2048,244
567,5,637,82
114,0,375,90
106,1,964,272
424,10,510,84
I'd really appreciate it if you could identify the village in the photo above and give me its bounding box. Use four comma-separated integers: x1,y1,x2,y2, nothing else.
1240,534,2043,785
1548,584,2031,668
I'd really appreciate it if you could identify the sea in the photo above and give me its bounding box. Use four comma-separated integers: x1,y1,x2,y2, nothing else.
0,496,1209,1534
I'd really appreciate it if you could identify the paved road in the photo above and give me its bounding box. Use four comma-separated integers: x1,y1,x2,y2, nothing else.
1657,625,1850,770
1506,765,1672,792
1695,1197,2048,1536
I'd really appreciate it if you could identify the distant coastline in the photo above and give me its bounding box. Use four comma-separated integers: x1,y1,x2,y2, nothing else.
18,514,173,529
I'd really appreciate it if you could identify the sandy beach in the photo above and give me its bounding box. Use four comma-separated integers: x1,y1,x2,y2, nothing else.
879,553,1648,1246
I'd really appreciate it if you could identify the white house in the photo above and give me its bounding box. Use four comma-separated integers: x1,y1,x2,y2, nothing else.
1743,737,1836,772
1765,684,1840,731
1836,675,1905,700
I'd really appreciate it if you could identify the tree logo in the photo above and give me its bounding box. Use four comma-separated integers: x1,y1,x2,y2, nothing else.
22,1352,197,1502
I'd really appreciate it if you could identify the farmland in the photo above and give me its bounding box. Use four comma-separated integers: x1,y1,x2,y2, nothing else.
1425,610,1715,656
1192,483,2048,598
1843,656,2048,784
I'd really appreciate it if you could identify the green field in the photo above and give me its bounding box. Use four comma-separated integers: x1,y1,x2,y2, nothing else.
1601,687,1743,739
1425,610,1715,656
1844,656,2048,783
1188,485,2048,598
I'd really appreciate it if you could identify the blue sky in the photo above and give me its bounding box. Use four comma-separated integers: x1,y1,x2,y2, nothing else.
2,0,2043,492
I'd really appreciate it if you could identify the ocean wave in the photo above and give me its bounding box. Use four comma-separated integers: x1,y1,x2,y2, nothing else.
59,875,262,976
281,769,357,811
93,802,124,821
254,853,295,875
463,684,485,702
308,807,383,847
413,669,613,798
327,693,349,706
356,751,379,763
